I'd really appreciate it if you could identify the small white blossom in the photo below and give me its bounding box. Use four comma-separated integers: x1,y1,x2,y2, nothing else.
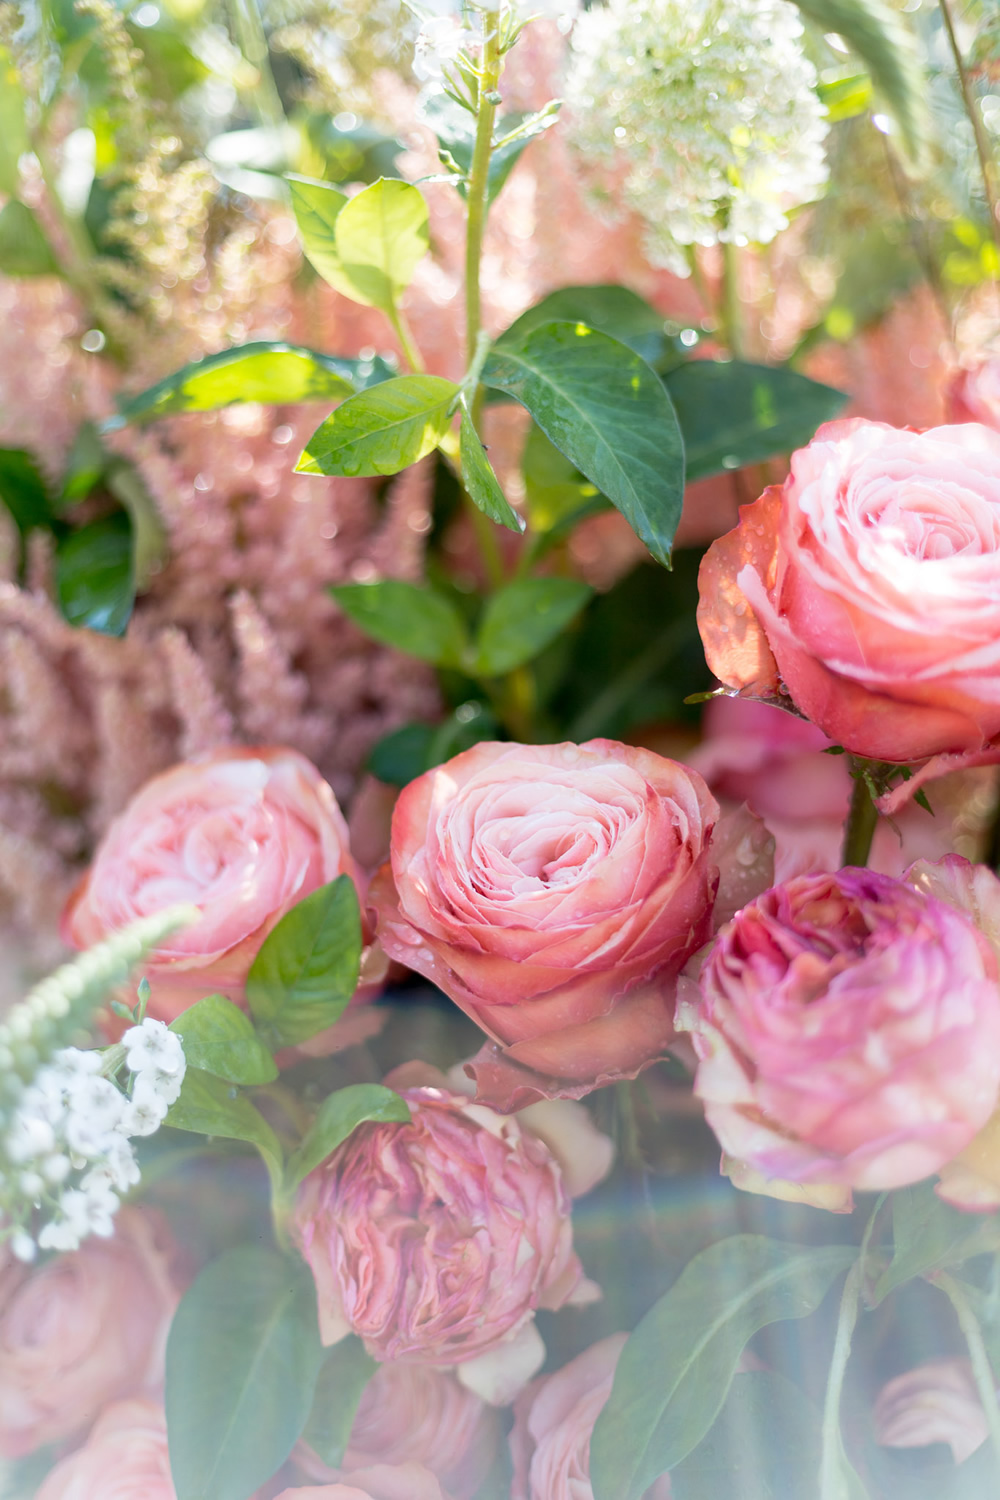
10,1231,37,1263
37,1217,81,1253
122,1019,184,1080
413,14,473,81
122,1075,170,1138
93,1136,142,1193
5,1114,56,1164
52,1047,103,1077
18,1171,43,1200
41,1153,72,1185
63,1076,126,1158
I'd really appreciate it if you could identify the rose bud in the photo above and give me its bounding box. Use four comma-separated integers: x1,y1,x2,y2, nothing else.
275,1465,451,1500
370,739,721,1107
292,1083,593,1405
697,419,1000,805
676,866,1000,1211
875,1359,988,1465
62,747,379,1028
0,1208,178,1457
35,1401,177,1500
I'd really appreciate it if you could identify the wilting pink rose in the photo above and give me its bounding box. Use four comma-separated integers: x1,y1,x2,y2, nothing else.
293,1084,589,1403
947,359,1000,430
510,1334,671,1500
677,865,1000,1209
35,1401,175,1500
62,747,367,1024
275,1465,451,1500
875,1359,988,1464
370,740,720,1106
697,420,1000,797
0,1209,178,1457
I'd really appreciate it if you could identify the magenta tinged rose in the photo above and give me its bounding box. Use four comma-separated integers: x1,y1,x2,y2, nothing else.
275,1466,452,1500
370,739,720,1107
292,1084,589,1403
0,1209,178,1458
677,865,1000,1208
35,1401,177,1500
62,747,367,1024
875,1359,988,1465
697,420,1000,803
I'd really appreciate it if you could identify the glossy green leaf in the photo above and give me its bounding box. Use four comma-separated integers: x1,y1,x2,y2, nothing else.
246,875,362,1050
168,995,277,1086
521,423,605,535
590,1236,855,1500
301,1337,377,1469
60,423,107,506
670,1372,823,1500
164,1068,283,1187
116,343,391,424
872,1184,1000,1305
474,576,592,677
55,511,134,637
0,200,58,277
104,459,168,589
298,375,458,478
286,1084,410,1188
165,1247,324,1500
459,402,521,531
663,360,847,482
482,322,684,568
331,579,469,667
287,174,350,292
502,284,677,367
333,177,429,314
0,449,55,538
0,47,29,197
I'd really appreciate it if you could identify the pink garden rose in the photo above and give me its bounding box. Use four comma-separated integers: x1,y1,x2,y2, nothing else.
676,864,1000,1209
697,419,1000,803
62,747,367,1024
947,358,1000,430
0,1209,178,1457
293,1083,590,1403
35,1401,176,1500
509,1333,671,1500
370,739,721,1107
275,1466,451,1500
875,1359,988,1464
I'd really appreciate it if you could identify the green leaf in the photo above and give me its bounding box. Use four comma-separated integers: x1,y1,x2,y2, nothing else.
333,177,430,314
458,402,521,532
287,174,350,292
245,876,362,1050
871,1185,1000,1306
0,201,58,277
60,423,107,506
670,1372,823,1500
298,375,458,478
422,96,561,205
128,23,209,99
0,47,29,197
55,511,135,636
164,1068,283,1187
482,322,684,568
0,448,55,539
662,361,847,482
165,1246,325,1500
474,576,592,677
368,721,437,785
168,995,278,1086
301,1337,377,1470
502,284,678,368
521,423,606,535
286,1083,410,1189
105,458,168,590
116,342,392,424
330,579,469,667
590,1236,856,1500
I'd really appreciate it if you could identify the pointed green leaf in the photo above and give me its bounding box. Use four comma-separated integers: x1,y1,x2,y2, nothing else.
330,579,469,667
0,448,55,538
590,1236,856,1500
55,511,135,636
165,1247,325,1500
246,875,362,1049
474,576,592,677
0,200,58,277
287,174,351,293
423,96,561,205
872,1184,1000,1305
459,402,521,532
164,1067,283,1186
286,1084,411,1188
482,322,684,568
298,374,458,478
168,994,278,1086
502,284,678,367
301,1337,377,1469
333,177,430,314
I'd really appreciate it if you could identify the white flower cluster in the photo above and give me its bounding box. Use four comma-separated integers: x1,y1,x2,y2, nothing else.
563,0,830,275
409,0,578,87
1,1020,185,1263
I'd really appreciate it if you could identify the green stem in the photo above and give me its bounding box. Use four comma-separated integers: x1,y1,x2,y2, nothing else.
388,305,425,374
819,1262,862,1500
720,239,743,357
228,0,284,128
937,1272,1000,1469
841,760,879,867
939,0,1000,264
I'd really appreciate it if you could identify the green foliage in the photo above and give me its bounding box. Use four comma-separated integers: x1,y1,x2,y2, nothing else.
331,579,469,667
298,375,458,478
482,322,685,568
165,1247,325,1500
55,511,135,636
367,701,500,786
289,175,429,315
168,995,278,1087
669,1372,823,1500
590,1236,856,1500
423,95,561,205
663,361,847,482
521,424,606,536
473,576,592,677
164,1069,283,1189
0,449,56,554
245,876,362,1050
301,1337,378,1469
116,343,393,423
286,175,349,288
872,1185,1000,1305
286,1083,411,1188
502,284,680,368
0,48,28,197
0,201,58,277
459,402,522,531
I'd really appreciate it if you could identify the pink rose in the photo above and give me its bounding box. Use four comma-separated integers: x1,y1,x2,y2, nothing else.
0,1209,178,1457
35,1401,176,1500
62,747,366,1024
875,1359,988,1465
947,359,1000,429
697,419,1000,799
509,1334,671,1500
676,864,1000,1209
370,739,720,1107
275,1465,451,1500
292,1084,589,1403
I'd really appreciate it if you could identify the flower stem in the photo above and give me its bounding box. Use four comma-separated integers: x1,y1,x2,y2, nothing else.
819,1261,861,1500
841,760,879,867
939,0,1000,264
720,239,743,357
388,305,425,374
937,1272,1000,1469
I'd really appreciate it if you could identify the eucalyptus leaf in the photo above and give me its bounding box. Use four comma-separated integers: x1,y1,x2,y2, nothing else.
164,1068,284,1188
873,1185,1000,1306
483,322,684,568
590,1236,855,1500
165,1247,325,1500
55,511,135,637
286,1083,410,1188
333,177,430,314
0,201,58,277
301,1337,377,1469
331,579,469,667
474,576,592,677
245,875,362,1050
168,994,278,1086
298,375,458,478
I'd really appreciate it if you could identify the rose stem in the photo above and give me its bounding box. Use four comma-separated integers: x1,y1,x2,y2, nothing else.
841,760,879,867
818,1262,861,1500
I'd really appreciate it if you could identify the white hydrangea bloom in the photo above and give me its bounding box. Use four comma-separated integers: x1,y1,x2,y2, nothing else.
409,0,578,89
563,0,829,275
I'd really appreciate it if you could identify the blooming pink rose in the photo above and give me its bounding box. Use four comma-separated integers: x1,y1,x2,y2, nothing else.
293,1084,589,1403
510,1334,671,1500
35,1401,176,1500
0,1209,178,1458
62,747,367,1025
875,1359,988,1465
370,740,720,1107
676,864,1000,1209
947,359,1000,429
275,1465,451,1500
697,419,1000,799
